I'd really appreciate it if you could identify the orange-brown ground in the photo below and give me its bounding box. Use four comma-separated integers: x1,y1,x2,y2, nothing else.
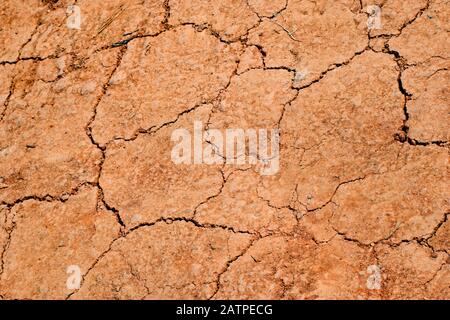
0,0,448,299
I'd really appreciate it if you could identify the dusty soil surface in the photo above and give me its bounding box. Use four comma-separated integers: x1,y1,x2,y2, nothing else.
0,0,449,299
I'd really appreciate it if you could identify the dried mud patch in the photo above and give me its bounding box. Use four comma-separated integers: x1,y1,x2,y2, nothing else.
0,0,448,299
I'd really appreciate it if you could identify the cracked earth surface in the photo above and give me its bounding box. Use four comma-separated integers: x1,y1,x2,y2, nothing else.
0,0,449,300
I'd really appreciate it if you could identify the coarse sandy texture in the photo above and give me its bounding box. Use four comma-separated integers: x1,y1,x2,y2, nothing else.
0,0,448,300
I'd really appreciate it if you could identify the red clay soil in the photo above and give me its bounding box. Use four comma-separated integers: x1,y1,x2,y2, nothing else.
0,0,448,299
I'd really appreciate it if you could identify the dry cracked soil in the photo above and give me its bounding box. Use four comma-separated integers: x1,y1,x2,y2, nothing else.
0,0,449,300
